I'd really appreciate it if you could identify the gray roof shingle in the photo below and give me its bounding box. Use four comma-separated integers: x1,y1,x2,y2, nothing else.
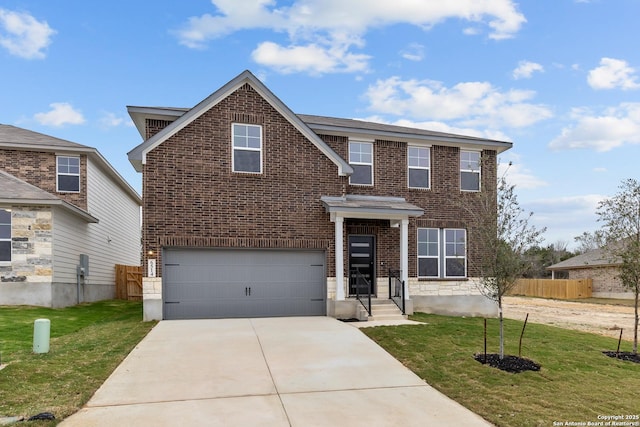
547,247,619,270
0,124,90,151
0,170,59,201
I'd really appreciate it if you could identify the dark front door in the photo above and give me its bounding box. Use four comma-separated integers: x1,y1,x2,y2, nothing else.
349,235,375,296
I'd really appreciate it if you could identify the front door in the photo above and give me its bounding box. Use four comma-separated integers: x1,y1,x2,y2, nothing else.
348,235,375,296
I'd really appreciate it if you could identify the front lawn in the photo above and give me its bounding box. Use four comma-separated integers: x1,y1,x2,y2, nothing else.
363,313,640,427
0,300,155,424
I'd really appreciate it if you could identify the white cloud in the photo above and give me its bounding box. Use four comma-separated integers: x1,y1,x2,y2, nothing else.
587,57,640,90
0,8,55,59
498,154,548,190
99,112,134,129
400,43,425,62
549,103,640,151
34,103,85,127
525,194,604,248
251,41,370,74
175,0,526,74
364,76,552,129
512,60,544,79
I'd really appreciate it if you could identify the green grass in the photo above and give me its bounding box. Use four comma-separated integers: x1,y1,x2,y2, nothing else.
0,300,155,425
363,313,640,427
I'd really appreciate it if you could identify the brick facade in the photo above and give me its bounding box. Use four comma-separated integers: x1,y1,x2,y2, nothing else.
141,83,497,284
568,266,631,296
0,149,88,210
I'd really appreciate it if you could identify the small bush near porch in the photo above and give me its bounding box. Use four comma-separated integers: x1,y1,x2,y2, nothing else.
363,313,639,427
0,300,155,424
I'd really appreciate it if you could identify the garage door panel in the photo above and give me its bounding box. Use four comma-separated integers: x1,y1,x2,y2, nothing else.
163,249,326,320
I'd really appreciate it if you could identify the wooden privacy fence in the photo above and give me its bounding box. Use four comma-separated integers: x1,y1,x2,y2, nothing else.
115,264,143,301
509,278,592,299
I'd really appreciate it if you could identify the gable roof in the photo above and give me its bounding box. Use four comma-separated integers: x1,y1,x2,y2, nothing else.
127,70,353,176
0,124,140,204
547,247,619,271
0,170,98,223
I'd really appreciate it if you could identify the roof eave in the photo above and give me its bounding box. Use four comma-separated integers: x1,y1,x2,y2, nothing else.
127,106,186,139
0,199,99,223
305,123,513,154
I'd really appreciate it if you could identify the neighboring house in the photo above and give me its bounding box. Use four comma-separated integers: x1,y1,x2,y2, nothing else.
127,70,512,321
547,248,632,299
0,125,141,307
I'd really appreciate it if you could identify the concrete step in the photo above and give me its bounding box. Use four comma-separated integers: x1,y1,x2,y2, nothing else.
369,314,408,321
367,299,407,321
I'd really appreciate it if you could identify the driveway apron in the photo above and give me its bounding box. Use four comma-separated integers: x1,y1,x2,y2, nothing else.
61,317,492,427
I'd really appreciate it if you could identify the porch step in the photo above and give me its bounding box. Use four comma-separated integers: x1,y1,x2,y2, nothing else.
361,299,407,321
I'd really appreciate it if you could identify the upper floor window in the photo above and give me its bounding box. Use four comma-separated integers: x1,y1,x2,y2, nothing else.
408,146,430,189
460,150,481,192
232,123,262,173
349,141,373,186
417,228,467,279
57,156,80,192
0,209,11,262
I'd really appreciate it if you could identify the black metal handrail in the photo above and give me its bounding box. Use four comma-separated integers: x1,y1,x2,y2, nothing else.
388,269,406,314
351,267,372,317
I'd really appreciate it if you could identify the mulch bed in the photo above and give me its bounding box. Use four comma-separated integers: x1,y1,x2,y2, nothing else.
474,353,541,373
602,351,640,363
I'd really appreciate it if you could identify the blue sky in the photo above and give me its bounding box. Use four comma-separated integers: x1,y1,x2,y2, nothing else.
1,0,639,249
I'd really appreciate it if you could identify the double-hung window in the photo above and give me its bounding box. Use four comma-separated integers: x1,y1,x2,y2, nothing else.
417,228,467,278
408,146,430,189
460,150,481,192
232,123,262,173
0,209,11,262
444,229,467,277
57,156,80,192
417,228,439,277
349,141,373,186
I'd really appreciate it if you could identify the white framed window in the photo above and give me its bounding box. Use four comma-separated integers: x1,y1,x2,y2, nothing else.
232,123,262,173
349,141,373,186
445,229,467,277
408,146,430,189
460,150,481,192
57,156,80,192
0,209,11,263
417,228,439,277
417,228,467,279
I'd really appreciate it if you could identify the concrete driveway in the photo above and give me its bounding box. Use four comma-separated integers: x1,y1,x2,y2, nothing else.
61,317,492,427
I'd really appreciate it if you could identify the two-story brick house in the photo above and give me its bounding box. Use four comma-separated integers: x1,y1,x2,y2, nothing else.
0,125,141,307
128,70,512,321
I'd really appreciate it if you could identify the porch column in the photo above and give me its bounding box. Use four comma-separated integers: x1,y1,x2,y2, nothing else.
400,218,410,298
334,215,345,300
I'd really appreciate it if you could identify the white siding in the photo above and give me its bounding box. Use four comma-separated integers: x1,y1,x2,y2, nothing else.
52,206,90,284
85,158,141,283
52,159,140,303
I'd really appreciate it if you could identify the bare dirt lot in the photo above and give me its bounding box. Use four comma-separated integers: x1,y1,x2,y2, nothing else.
502,296,637,341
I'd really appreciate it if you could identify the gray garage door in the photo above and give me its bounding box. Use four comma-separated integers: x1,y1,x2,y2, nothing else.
163,248,326,320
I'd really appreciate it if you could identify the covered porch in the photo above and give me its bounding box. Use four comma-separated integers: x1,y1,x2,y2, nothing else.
321,195,424,318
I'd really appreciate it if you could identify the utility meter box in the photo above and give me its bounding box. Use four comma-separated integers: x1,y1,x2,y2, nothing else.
79,254,89,276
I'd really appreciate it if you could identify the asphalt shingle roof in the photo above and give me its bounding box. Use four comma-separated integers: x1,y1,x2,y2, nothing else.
547,247,619,270
0,124,89,151
0,170,59,201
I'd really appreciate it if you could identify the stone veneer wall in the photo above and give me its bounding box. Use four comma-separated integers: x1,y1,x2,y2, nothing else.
0,206,52,283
